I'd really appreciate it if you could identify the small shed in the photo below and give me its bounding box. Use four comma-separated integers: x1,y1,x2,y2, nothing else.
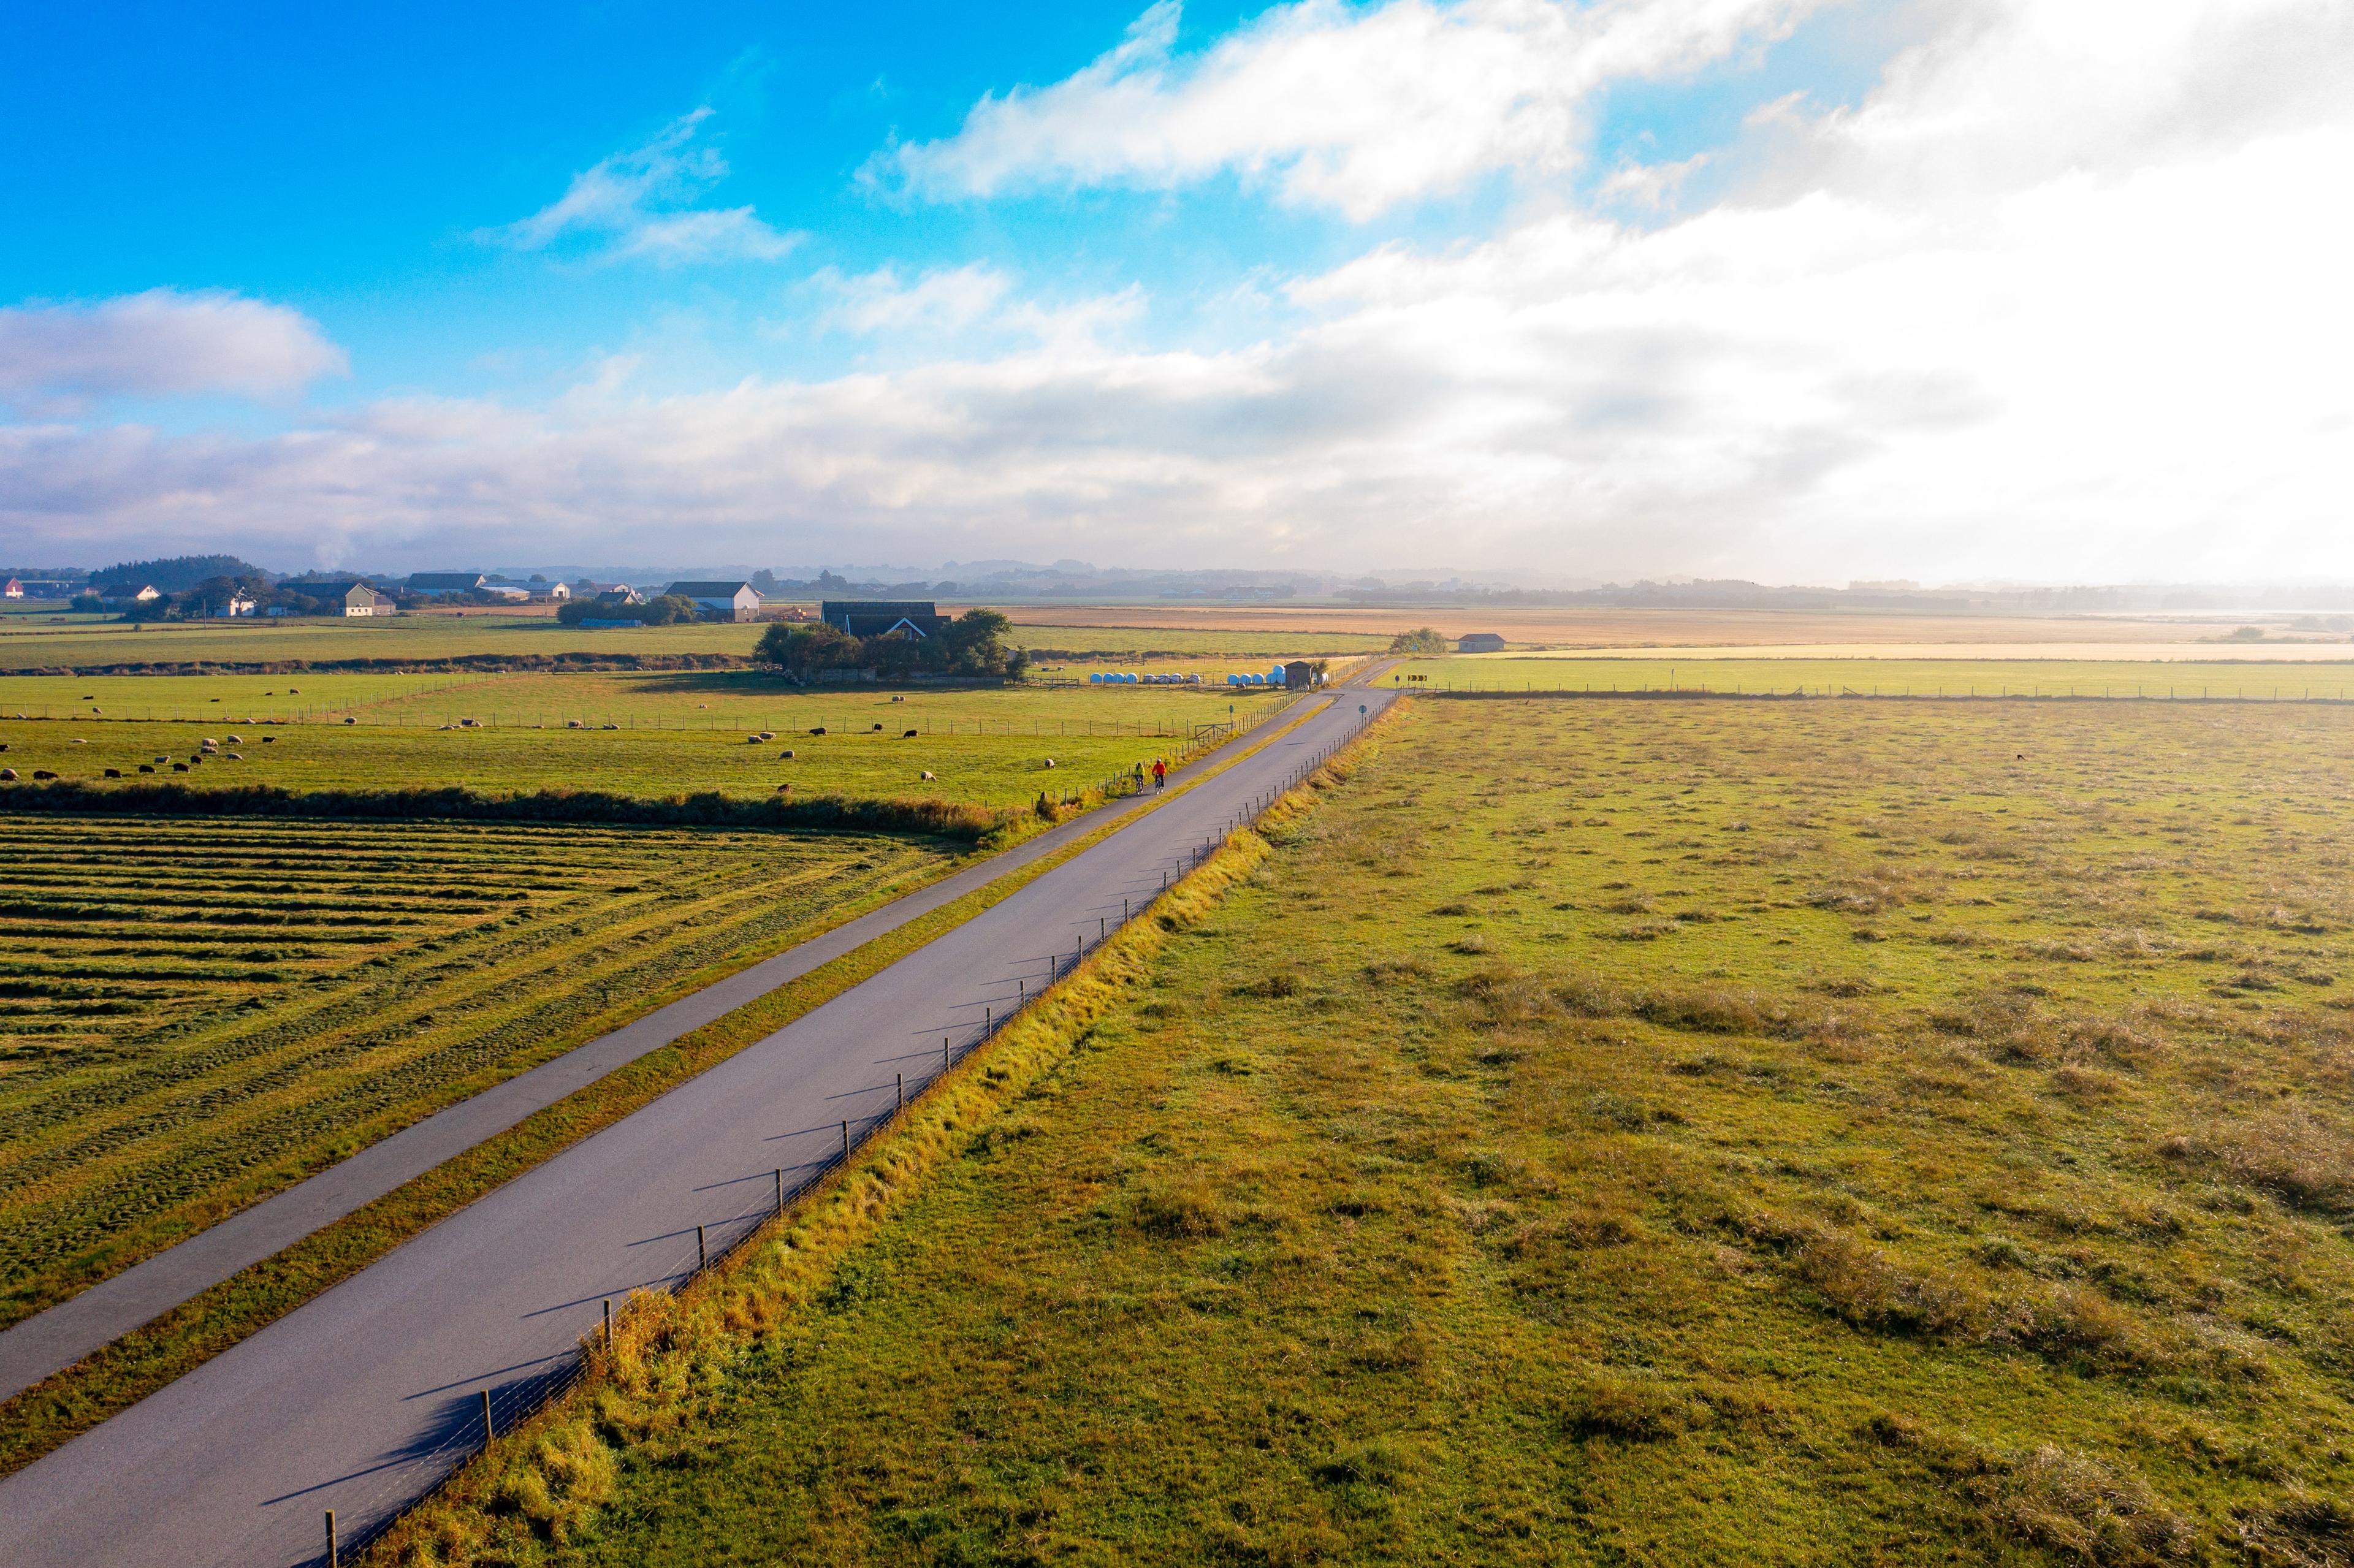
1283,660,1317,690
1457,633,1506,653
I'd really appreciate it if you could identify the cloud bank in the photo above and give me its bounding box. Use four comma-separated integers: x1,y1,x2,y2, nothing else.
6,0,2352,579
0,290,346,413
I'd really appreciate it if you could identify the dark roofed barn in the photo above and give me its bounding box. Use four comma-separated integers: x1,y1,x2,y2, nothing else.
1457,633,1507,653
821,600,947,639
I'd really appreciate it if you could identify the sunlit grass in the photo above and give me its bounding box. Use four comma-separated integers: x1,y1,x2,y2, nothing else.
426,695,2354,1565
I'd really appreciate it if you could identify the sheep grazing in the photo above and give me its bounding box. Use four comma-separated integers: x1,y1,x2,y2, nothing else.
566,718,584,728
809,726,826,736
779,748,795,759
173,763,189,772
32,769,56,780
226,752,243,761
904,728,919,738
226,734,242,743
758,731,775,740
746,734,764,745
872,722,884,731
0,768,15,781
343,717,356,725
775,782,791,794
104,767,121,778
921,770,935,781
1042,758,1056,769
262,736,276,744
138,764,154,773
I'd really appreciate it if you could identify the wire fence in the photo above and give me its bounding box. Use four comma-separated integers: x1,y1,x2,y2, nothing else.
329,690,1385,1566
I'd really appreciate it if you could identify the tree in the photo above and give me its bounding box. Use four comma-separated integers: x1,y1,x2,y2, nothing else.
756,621,863,675
92,554,269,593
935,608,1016,676
1387,627,1447,655
636,595,700,626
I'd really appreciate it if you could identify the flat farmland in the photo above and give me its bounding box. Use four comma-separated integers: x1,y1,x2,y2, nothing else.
0,612,768,671
1392,655,2354,699
0,813,950,1330
1007,620,1393,658
997,603,2267,648
0,670,503,723
0,610,1390,674
476,695,2354,1564
0,676,1294,807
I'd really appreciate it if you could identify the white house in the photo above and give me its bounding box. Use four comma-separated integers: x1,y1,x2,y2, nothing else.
215,590,259,617
665,581,764,622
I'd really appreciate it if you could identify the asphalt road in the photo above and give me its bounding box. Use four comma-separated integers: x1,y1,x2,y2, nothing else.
0,680,1393,1568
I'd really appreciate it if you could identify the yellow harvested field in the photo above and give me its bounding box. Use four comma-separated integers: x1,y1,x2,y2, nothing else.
996,604,2301,647
1469,639,2354,662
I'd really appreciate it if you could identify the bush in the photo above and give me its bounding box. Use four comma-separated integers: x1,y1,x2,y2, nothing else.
1387,626,1447,655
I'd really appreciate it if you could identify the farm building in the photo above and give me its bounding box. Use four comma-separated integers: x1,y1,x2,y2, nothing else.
406,572,487,597
274,581,394,616
666,581,764,622
101,583,162,604
1284,660,1320,689
1457,632,1507,653
2,579,19,599
213,590,259,617
821,599,945,639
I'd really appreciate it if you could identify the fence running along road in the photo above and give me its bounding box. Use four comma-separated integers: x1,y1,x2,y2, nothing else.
0,674,1393,1568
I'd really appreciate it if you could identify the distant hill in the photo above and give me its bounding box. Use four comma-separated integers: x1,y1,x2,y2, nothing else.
91,555,270,593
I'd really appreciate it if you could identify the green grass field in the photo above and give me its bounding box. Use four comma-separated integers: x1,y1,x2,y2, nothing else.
0,675,1293,808
1393,655,2354,699
459,695,2354,1565
0,814,952,1332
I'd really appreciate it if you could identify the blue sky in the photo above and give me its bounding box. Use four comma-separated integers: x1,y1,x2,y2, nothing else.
2,0,2350,578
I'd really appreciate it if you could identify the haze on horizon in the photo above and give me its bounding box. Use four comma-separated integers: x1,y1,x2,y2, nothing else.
2,0,2348,584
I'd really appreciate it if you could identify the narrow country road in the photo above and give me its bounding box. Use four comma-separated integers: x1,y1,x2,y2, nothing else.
0,678,1395,1568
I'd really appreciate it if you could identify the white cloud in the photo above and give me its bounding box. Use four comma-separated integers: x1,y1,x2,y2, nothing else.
489,108,802,265
880,0,1819,218
0,290,345,411
8,0,2354,582
812,263,1015,336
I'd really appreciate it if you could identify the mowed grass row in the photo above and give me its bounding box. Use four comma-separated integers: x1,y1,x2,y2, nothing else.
519,698,2354,1565
0,682,1295,808
0,814,952,1330
1392,653,2354,698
